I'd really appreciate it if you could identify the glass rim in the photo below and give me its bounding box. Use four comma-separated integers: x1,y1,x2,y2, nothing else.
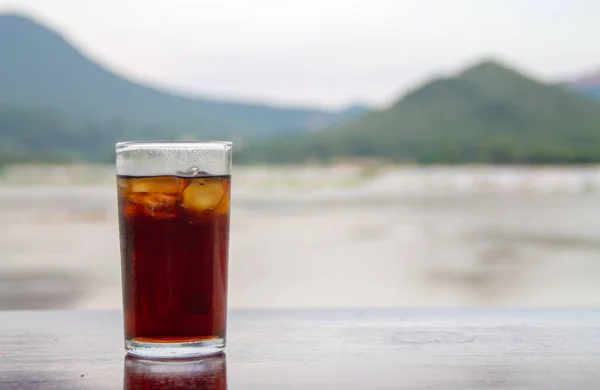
116,140,232,151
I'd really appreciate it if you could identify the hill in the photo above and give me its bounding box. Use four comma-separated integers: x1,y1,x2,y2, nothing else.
238,61,600,164
0,13,367,141
566,71,600,100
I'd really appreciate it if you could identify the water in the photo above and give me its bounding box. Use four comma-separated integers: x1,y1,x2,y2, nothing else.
1,165,599,310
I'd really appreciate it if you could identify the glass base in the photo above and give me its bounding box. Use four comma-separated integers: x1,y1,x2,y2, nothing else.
125,337,225,359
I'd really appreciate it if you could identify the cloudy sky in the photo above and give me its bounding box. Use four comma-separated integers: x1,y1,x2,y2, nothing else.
0,0,599,108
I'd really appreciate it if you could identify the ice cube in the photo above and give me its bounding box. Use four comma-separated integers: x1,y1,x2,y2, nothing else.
117,177,131,190
182,177,226,214
177,166,210,177
130,177,180,193
127,192,179,218
212,190,230,216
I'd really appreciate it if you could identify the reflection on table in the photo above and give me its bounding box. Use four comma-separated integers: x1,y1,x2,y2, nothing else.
123,353,226,390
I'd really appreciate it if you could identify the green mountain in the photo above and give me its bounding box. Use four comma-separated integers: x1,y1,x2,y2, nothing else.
0,13,367,140
239,61,600,164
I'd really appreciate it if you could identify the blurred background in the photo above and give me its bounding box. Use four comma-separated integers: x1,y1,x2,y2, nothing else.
0,0,599,310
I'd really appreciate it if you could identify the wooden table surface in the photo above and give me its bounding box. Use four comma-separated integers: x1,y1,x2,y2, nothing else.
1,308,599,389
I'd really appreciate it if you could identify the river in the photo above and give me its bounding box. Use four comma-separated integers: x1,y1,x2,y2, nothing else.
1,165,599,310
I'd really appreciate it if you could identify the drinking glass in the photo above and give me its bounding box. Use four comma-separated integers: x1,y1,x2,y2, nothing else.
116,141,232,358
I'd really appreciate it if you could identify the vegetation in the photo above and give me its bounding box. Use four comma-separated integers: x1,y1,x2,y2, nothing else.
1,13,599,165
0,105,117,164
0,13,367,145
237,61,600,164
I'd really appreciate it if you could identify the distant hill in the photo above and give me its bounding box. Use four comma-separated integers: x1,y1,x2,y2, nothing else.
239,60,600,164
0,104,115,163
565,70,600,100
0,13,368,141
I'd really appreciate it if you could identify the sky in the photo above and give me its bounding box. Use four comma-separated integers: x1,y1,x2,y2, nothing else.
0,0,599,109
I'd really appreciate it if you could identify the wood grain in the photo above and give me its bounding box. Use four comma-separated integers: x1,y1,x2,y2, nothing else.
0,309,599,389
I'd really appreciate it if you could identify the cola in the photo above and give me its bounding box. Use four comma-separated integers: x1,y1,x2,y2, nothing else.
117,175,230,344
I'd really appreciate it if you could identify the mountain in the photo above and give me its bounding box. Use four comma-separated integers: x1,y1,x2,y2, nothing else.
238,60,600,164
0,13,368,140
565,71,600,100
0,104,116,163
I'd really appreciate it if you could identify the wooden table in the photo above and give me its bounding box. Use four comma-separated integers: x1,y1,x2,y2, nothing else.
1,309,599,389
